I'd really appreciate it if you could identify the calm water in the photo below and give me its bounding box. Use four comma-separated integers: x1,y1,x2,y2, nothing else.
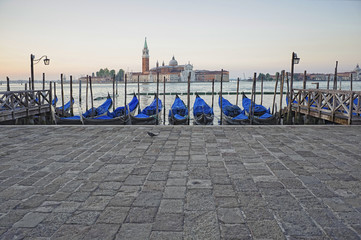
2,80,360,124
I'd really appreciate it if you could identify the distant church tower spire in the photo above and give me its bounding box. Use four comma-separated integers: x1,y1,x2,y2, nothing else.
142,37,149,73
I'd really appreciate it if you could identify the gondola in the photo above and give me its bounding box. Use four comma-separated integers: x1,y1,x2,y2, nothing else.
193,94,213,125
219,96,249,125
55,94,112,125
242,93,277,125
55,98,75,117
168,95,188,125
83,94,139,125
130,96,162,125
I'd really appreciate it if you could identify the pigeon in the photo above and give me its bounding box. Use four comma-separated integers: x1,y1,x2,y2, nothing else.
147,131,159,137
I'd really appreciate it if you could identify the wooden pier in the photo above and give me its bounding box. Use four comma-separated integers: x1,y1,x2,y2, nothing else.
289,88,361,125
0,90,52,123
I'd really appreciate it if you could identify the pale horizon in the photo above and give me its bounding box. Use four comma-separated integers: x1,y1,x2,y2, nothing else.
0,0,360,80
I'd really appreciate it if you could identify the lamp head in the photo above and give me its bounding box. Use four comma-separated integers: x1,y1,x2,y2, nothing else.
293,53,300,64
44,57,50,65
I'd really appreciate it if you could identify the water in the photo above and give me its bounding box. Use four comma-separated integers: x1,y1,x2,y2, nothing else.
2,80,360,124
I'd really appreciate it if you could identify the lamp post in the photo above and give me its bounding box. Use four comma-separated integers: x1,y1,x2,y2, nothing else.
287,52,300,124
30,54,50,90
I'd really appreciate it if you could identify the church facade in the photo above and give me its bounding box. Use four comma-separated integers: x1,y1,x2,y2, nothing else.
128,38,229,83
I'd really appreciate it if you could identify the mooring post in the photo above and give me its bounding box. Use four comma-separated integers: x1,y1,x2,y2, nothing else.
6,77,10,91
348,92,354,125
137,75,140,113
49,82,53,124
350,73,353,91
29,77,31,90
61,73,64,116
70,75,73,116
279,70,285,124
220,69,224,125
211,78,215,110
42,73,45,90
86,75,89,111
260,75,264,106
303,70,307,90
250,73,256,125
25,83,28,91
163,76,166,125
236,77,240,106
286,72,291,124
113,74,115,112
53,82,57,107
272,72,279,115
187,72,191,125
79,78,82,107
327,74,330,90
125,73,128,122
90,76,94,116
156,65,159,125
333,61,338,90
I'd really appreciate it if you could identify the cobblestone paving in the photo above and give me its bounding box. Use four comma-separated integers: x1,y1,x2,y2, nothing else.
0,125,360,239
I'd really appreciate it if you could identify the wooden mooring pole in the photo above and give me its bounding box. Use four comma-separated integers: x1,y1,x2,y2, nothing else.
29,77,31,90
61,73,64,116
220,70,224,125
125,74,128,122
53,82,57,107
86,75,89,111
236,77,240,106
187,72,191,125
156,65,159,125
271,72,279,115
6,77,10,91
211,78,215,110
350,73,353,91
79,78,82,107
333,61,338,90
137,75,140,113
260,75,264,106
279,70,285,124
70,75,73,116
163,76,166,125
42,73,45,90
90,76,94,115
113,74,115,112
327,74,330,90
250,73,256,125
303,70,307,89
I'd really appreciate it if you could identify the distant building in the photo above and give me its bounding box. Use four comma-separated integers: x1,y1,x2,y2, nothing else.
129,38,229,82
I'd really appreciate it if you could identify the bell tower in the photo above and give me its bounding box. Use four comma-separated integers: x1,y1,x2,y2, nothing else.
142,37,149,73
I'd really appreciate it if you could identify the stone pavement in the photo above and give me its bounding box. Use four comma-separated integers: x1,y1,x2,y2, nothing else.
0,125,360,240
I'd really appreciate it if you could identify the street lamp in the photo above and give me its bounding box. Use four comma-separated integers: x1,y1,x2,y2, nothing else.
288,52,300,124
30,54,50,90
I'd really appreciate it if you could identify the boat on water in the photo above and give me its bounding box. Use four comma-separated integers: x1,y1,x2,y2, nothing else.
54,94,112,125
219,96,249,125
55,98,75,117
168,95,188,125
193,94,213,125
130,96,162,125
83,94,139,125
242,93,277,125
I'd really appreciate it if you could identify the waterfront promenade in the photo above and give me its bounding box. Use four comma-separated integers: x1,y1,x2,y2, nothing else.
0,125,360,239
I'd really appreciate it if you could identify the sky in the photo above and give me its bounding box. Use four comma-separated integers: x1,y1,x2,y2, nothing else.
0,0,360,80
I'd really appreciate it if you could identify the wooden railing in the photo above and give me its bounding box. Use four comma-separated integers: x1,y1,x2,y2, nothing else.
291,89,361,125
0,90,52,122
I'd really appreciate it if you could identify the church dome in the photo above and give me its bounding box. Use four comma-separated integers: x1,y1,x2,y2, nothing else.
169,56,178,66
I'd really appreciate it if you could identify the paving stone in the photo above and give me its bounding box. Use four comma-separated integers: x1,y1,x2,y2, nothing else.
66,211,100,225
220,223,252,240
217,207,244,224
184,211,220,240
158,199,184,213
248,220,286,239
79,196,112,211
125,207,158,223
150,231,183,240
163,186,186,199
51,224,91,239
13,212,48,228
153,213,184,231
115,223,152,240
132,192,163,207
186,189,216,211
82,223,120,240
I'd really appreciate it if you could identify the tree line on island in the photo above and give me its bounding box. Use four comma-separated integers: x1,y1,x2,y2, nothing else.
95,68,125,82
